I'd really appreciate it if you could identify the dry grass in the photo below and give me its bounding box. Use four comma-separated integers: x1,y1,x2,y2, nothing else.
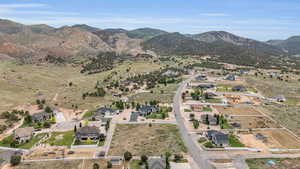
253,129,300,149
108,124,187,156
246,158,300,169
0,60,161,112
15,159,122,169
215,105,263,116
228,116,281,129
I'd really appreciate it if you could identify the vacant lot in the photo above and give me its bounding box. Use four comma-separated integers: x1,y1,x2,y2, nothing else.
129,83,179,104
14,159,122,169
253,129,300,149
246,158,300,169
108,124,186,156
228,116,280,129
0,60,161,112
215,105,263,116
263,104,300,136
43,130,74,147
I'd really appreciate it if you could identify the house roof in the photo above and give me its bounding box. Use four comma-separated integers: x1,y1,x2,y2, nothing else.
77,126,100,135
213,133,229,144
232,85,246,91
14,127,34,138
197,84,214,89
139,105,158,114
96,107,116,114
32,112,50,120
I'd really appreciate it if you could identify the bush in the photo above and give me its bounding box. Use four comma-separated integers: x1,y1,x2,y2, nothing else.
93,163,100,169
124,151,133,161
107,161,112,168
10,154,21,166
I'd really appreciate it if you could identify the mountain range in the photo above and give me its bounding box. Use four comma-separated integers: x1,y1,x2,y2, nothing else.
0,18,299,66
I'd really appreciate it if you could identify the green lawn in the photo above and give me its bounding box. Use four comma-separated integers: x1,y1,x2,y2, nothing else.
198,137,207,144
204,98,222,103
229,135,245,147
202,106,212,112
184,109,192,112
44,131,74,147
0,133,47,149
82,111,94,119
130,160,142,169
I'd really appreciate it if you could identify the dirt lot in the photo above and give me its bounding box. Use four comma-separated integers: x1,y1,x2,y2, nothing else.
23,148,97,160
228,116,281,129
13,159,122,169
246,158,300,169
215,105,263,116
253,129,300,149
108,124,186,156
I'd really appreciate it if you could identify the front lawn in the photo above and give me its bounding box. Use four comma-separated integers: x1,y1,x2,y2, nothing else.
202,106,212,112
205,98,222,103
198,137,207,144
229,135,245,147
44,131,74,147
130,160,142,169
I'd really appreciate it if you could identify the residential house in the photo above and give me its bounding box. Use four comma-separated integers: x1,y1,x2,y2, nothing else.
232,85,247,92
190,104,203,112
32,112,52,123
148,155,166,169
225,75,236,81
138,105,158,116
75,126,101,142
195,75,207,81
273,95,286,102
162,70,179,77
255,133,267,141
14,127,35,143
206,130,229,147
197,84,215,90
110,156,123,165
205,92,218,99
93,107,118,120
201,114,218,125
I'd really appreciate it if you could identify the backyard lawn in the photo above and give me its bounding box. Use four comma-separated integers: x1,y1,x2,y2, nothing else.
0,133,47,149
44,131,74,147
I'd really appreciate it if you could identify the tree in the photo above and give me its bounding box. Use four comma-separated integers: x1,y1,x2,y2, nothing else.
107,161,112,168
24,115,32,124
174,154,183,162
189,113,195,121
36,99,41,105
141,155,148,163
44,122,51,128
38,104,44,110
79,122,82,128
74,125,77,133
92,163,99,169
45,106,52,114
10,154,21,166
193,120,200,129
124,151,132,161
105,120,110,132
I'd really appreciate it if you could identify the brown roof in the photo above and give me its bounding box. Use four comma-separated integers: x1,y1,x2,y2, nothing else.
14,127,34,138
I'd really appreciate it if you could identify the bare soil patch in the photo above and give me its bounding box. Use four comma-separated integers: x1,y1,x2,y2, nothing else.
215,105,263,116
228,116,280,129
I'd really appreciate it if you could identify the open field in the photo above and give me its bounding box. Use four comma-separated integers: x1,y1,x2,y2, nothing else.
263,104,300,136
245,75,300,105
228,116,280,129
129,83,179,104
246,158,300,169
0,60,161,112
253,129,300,149
108,124,186,156
215,105,263,116
14,159,122,169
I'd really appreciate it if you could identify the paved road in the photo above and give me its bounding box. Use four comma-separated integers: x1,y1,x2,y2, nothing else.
173,78,212,169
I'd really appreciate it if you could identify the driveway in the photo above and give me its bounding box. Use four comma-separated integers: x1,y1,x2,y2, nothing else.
55,112,66,123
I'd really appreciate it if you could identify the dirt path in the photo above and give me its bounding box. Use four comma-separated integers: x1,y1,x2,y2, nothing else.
52,93,58,102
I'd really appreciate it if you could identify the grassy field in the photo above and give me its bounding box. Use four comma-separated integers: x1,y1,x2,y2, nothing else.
108,124,186,156
15,159,122,169
0,60,161,112
246,158,300,169
43,131,74,147
129,83,179,104
263,104,300,136
130,160,142,169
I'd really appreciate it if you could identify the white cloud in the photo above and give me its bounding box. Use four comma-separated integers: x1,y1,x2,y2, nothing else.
199,13,230,17
0,3,47,9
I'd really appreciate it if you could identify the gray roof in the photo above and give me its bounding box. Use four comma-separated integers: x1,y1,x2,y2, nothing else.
232,85,246,91
213,133,229,145
96,107,116,114
77,126,100,135
139,105,158,114
32,112,51,121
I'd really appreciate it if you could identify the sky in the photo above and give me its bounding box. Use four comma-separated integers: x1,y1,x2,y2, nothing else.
0,0,300,41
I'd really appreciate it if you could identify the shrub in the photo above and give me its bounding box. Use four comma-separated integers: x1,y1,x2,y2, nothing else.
10,154,21,166
124,151,132,161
